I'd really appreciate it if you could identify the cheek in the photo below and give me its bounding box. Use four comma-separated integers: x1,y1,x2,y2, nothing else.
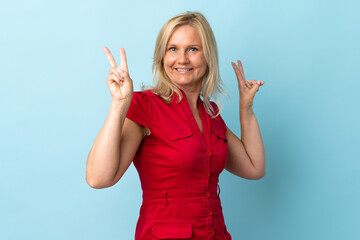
193,55,207,69
163,59,174,79
163,60,171,75
164,54,176,68
197,59,208,75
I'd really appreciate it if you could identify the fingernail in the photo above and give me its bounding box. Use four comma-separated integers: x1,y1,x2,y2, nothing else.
257,80,260,85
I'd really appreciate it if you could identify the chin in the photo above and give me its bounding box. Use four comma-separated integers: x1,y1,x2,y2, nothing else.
173,78,197,86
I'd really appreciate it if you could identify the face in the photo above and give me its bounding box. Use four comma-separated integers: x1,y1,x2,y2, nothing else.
163,25,207,89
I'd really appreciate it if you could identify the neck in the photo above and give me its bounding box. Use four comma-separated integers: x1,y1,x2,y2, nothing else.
178,85,201,111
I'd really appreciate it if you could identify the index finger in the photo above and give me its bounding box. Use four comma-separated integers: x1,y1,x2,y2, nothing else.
119,47,128,71
103,47,117,68
237,60,245,80
231,62,245,85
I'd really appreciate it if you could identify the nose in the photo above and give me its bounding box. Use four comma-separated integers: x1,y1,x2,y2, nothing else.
178,50,190,64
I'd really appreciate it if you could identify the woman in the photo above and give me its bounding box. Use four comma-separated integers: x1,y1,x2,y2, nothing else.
86,12,265,239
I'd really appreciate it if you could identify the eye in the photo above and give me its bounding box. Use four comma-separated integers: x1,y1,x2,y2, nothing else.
169,47,176,52
189,47,198,52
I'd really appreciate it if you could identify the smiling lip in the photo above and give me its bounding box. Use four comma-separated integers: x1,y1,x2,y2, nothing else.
175,68,193,72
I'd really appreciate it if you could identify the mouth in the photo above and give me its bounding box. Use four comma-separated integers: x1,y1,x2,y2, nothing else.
175,68,193,72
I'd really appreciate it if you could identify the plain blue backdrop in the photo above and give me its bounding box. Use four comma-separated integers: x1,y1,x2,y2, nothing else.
1,0,359,239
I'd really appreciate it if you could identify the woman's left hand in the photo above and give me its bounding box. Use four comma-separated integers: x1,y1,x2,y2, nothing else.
231,60,264,110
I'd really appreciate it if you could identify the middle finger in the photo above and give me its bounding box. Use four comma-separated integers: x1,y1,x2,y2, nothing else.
103,47,117,68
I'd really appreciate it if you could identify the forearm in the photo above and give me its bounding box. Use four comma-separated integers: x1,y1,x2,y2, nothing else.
86,100,131,187
239,107,265,175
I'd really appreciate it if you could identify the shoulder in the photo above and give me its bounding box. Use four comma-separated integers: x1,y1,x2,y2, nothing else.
129,90,166,118
132,90,151,99
127,90,156,127
209,101,223,119
130,90,155,108
208,100,227,130
210,101,219,112
132,90,159,102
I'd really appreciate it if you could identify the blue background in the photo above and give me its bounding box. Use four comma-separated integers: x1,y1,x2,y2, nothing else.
1,0,359,239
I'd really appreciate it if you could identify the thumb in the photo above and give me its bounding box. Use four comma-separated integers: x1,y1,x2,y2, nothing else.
117,67,131,80
248,80,260,93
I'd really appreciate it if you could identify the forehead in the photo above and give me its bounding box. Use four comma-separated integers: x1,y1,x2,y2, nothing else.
167,25,202,46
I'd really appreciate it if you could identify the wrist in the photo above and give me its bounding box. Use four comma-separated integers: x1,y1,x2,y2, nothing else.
240,102,253,113
240,106,254,120
110,98,131,114
111,94,132,106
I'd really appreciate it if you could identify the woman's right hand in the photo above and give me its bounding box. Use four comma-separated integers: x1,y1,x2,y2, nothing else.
103,47,133,102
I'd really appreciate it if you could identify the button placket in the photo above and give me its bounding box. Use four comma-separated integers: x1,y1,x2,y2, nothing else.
206,150,212,156
204,149,211,190
204,191,211,198
197,98,217,238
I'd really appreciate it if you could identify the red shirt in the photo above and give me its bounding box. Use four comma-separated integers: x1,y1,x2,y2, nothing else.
126,89,232,239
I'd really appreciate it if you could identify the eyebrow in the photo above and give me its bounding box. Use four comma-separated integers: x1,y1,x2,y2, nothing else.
167,44,202,48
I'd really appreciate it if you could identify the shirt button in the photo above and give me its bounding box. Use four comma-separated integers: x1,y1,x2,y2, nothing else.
208,229,215,235
206,209,213,215
206,150,212,156
204,171,210,177
204,191,211,198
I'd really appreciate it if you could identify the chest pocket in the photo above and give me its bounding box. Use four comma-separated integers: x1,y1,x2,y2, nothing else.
164,126,193,141
211,126,228,142
152,224,192,239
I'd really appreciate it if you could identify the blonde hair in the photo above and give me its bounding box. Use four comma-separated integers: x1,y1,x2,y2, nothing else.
151,11,226,117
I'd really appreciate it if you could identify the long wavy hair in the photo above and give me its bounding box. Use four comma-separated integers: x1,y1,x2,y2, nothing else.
150,11,226,117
